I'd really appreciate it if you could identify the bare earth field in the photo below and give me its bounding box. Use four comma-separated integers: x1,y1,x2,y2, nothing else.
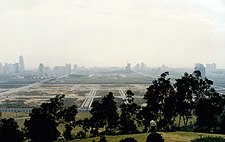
0,84,149,108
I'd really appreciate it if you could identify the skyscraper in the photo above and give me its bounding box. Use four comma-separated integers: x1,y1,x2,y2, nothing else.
125,63,131,72
38,63,45,76
19,55,25,73
194,63,205,77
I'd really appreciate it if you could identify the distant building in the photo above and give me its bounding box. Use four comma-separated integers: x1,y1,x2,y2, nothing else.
3,63,10,75
14,63,20,74
65,63,71,74
194,63,205,77
74,64,78,71
206,63,216,75
134,63,140,70
125,63,131,72
53,66,65,75
140,62,146,70
0,63,3,76
19,55,25,74
38,63,45,76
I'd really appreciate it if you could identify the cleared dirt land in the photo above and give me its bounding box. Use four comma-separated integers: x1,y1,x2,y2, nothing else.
1,84,149,108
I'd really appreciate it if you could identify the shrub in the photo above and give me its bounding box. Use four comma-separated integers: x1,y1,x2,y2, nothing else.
120,137,138,142
191,136,225,142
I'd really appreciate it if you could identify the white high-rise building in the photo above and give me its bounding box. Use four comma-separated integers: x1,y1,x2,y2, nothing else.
19,55,25,73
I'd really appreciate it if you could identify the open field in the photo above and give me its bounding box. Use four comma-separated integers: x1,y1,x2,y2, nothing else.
68,132,225,142
0,84,149,108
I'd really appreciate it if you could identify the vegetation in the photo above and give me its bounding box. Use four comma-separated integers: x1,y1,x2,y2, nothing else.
1,71,225,141
0,118,24,142
191,136,225,142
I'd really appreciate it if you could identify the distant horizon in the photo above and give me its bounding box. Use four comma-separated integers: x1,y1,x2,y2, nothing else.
0,55,223,70
1,0,225,68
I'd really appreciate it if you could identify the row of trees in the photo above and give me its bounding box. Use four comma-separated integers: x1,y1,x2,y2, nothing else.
78,71,225,136
0,95,78,142
1,71,225,141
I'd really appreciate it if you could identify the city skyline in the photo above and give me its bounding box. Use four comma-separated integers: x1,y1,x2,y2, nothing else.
0,0,225,68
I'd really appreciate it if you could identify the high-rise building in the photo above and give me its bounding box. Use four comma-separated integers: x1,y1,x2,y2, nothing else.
125,63,131,72
140,62,146,70
194,63,205,77
206,63,216,75
0,63,3,76
53,66,65,75
3,63,10,76
14,63,20,74
19,55,25,73
38,63,45,76
74,64,78,71
134,63,140,70
65,63,71,74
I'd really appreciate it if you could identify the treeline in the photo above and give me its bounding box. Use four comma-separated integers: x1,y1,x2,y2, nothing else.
1,71,225,142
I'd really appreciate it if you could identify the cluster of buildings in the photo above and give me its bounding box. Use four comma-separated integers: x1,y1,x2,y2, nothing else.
125,62,147,72
37,63,78,77
0,55,25,76
194,63,224,77
0,55,78,78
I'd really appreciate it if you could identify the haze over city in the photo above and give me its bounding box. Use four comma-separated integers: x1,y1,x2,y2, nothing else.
0,0,225,69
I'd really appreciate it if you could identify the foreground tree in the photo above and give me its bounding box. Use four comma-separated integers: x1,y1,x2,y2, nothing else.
0,118,24,142
24,95,78,141
90,92,118,135
143,72,176,130
24,95,65,142
195,88,225,132
101,92,119,133
63,105,78,140
119,90,140,134
174,72,195,127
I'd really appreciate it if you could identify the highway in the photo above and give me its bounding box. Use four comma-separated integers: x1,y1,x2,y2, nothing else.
79,90,97,111
0,74,71,99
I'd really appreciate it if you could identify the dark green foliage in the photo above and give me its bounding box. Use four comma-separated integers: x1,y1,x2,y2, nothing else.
90,92,119,135
63,105,78,140
0,118,24,142
120,137,138,142
24,95,78,141
119,90,140,134
143,72,176,130
99,135,107,142
146,133,164,142
101,92,119,132
174,72,195,127
63,124,73,140
191,136,225,142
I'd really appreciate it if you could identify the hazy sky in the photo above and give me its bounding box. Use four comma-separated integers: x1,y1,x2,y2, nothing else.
0,0,225,69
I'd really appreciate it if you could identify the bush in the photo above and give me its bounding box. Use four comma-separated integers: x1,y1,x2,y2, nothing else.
191,136,225,142
120,137,138,142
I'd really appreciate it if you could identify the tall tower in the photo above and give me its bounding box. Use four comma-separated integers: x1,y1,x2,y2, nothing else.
19,55,25,73
38,63,45,76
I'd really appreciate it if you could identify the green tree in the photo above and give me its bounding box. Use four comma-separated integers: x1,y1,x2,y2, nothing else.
119,90,140,134
143,72,176,130
101,92,119,133
62,105,78,140
174,72,195,127
24,95,65,142
0,118,24,142
195,88,225,132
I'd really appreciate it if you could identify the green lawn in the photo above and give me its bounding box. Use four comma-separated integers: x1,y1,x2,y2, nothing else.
68,132,225,142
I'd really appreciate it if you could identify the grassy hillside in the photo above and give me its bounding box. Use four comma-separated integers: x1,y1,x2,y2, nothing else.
68,132,225,142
